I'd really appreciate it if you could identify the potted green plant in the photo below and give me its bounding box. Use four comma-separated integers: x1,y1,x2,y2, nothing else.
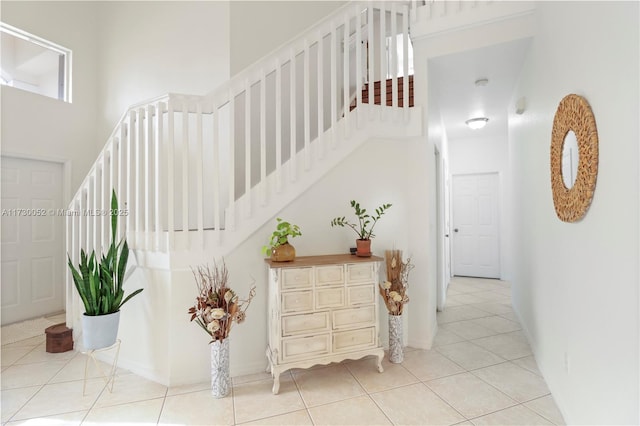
330,200,392,256
262,218,302,262
67,190,144,350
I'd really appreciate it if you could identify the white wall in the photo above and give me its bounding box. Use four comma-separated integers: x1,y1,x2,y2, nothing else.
1,1,99,196
1,1,232,197
229,1,346,75
96,1,231,145
448,131,510,280
449,134,507,176
509,2,639,424
406,41,438,349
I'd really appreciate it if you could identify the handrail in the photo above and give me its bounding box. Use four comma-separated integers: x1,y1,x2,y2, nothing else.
67,0,415,260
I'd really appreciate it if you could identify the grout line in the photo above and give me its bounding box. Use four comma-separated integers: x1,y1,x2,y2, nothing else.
156,386,166,424
230,378,236,426
365,391,395,425
2,383,46,423
420,379,470,422
522,395,563,425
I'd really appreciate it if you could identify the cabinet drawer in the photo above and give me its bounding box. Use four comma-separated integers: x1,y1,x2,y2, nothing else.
282,334,330,361
315,265,344,286
281,291,313,313
346,263,375,284
282,312,330,336
315,287,345,310
281,268,313,290
333,327,376,352
332,305,375,329
348,285,375,306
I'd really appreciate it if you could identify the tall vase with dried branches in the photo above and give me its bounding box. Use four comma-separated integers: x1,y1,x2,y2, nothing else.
379,250,413,363
188,260,256,397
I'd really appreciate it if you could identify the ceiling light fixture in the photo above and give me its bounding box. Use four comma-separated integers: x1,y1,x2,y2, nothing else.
465,117,489,130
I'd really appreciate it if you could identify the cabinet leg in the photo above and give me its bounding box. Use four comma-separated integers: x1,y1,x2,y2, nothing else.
272,374,280,395
376,354,384,373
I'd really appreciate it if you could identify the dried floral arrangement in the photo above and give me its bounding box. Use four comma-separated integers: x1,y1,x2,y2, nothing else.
379,250,414,315
188,260,256,342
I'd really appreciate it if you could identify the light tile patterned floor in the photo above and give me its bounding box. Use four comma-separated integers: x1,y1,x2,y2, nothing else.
1,278,565,425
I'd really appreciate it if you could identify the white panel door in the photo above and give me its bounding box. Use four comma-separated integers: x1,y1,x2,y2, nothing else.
452,173,500,279
1,156,64,325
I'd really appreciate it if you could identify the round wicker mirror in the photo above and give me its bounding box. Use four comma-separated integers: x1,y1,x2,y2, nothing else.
550,94,599,222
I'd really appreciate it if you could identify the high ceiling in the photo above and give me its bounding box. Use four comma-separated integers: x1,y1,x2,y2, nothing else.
429,38,532,141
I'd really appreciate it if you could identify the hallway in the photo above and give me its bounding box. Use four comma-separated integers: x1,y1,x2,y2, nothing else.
1,277,564,425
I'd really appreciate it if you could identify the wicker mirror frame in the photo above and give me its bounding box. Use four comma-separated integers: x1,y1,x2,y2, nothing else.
550,94,599,222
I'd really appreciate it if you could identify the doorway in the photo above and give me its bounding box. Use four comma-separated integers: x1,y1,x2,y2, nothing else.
1,156,65,324
451,172,500,279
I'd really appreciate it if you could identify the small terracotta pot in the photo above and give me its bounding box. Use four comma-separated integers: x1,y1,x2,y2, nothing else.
271,242,296,262
355,239,372,257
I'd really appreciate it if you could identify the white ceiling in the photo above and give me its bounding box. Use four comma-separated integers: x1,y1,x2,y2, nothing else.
429,38,532,141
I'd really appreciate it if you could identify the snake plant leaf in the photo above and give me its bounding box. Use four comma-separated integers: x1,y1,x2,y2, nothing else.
118,288,144,310
117,240,129,292
68,254,91,315
111,189,118,242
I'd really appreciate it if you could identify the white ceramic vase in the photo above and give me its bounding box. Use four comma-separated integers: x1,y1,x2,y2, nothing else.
388,314,403,363
210,339,230,398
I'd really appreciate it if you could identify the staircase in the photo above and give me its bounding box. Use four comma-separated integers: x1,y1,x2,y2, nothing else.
66,1,419,259
351,75,414,110
65,0,422,385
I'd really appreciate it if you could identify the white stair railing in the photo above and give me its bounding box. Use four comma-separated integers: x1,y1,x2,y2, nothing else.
66,1,415,270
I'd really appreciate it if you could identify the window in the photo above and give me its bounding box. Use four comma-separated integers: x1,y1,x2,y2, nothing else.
1,23,72,102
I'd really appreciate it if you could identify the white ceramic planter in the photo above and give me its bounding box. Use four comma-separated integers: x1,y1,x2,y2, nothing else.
81,311,120,350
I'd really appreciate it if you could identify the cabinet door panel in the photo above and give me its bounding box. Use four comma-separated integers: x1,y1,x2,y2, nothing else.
348,285,375,306
332,305,375,329
281,291,313,313
282,312,330,336
333,327,376,352
281,268,313,290
346,264,375,284
282,334,330,361
315,287,345,310
315,265,344,286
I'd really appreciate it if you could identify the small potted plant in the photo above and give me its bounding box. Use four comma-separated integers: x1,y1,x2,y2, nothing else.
68,190,144,350
262,218,302,262
330,200,392,256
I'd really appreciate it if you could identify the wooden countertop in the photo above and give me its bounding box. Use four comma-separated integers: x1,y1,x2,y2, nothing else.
264,253,383,268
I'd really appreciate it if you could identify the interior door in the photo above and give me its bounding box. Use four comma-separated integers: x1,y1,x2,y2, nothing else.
451,173,500,279
1,156,64,325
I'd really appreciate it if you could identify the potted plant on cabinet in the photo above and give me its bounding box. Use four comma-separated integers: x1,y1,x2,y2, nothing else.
330,200,392,256
67,190,144,350
262,218,302,262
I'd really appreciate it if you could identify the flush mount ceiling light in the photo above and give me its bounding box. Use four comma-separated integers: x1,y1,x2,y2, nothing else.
465,117,489,130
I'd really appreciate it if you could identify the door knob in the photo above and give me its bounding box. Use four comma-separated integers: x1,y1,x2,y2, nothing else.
454,228,459,232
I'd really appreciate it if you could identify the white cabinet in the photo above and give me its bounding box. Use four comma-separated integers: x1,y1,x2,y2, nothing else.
265,254,384,394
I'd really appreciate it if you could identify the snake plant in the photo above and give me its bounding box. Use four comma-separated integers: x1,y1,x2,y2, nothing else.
68,190,143,316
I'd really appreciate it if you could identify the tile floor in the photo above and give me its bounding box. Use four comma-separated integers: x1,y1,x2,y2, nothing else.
1,277,565,425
